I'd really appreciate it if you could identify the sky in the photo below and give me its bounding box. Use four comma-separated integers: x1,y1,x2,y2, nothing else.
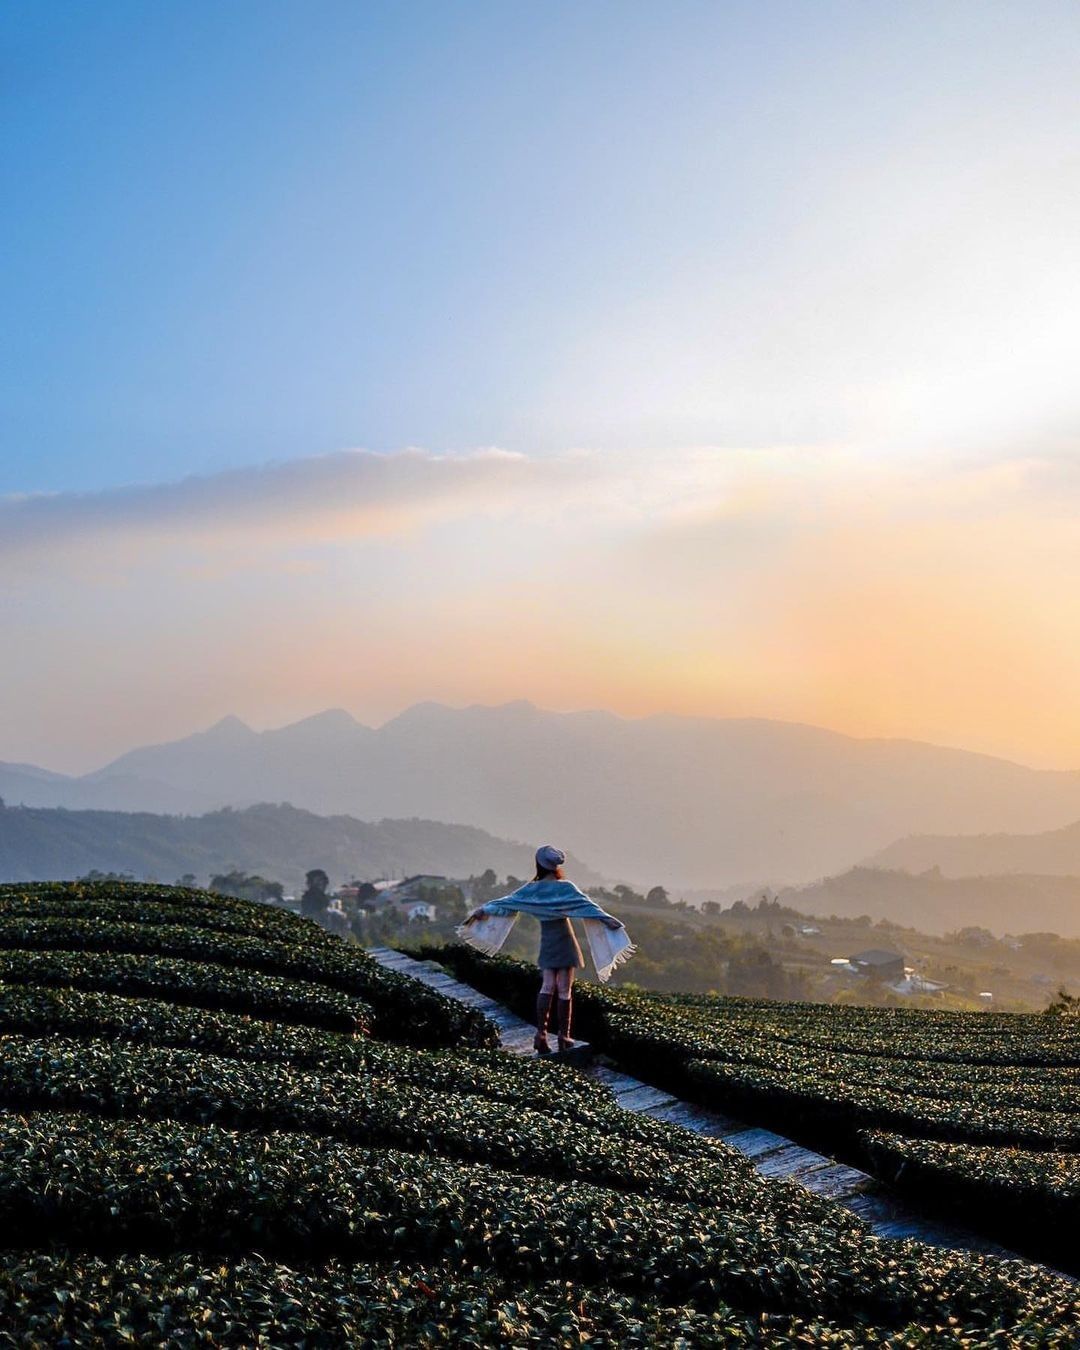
3,2,1080,773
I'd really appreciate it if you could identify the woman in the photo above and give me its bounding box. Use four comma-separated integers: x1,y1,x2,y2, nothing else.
459,845,634,1055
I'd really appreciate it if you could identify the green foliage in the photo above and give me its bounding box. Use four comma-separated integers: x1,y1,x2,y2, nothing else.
0,947,371,1033
0,981,598,1112
0,888,497,1049
1,1110,1077,1338
208,868,285,904
0,879,306,937
862,1131,1080,1232
0,1251,811,1348
427,943,1080,1261
0,1034,841,1219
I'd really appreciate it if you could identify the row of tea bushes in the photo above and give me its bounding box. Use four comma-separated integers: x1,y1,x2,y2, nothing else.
0,948,371,1033
1,1110,1076,1339
0,879,307,936
0,884,497,1049
6,1250,1064,1349
0,885,310,943
0,982,607,1120
685,1057,1080,1151
0,1034,845,1223
862,1131,1080,1232
0,911,495,1048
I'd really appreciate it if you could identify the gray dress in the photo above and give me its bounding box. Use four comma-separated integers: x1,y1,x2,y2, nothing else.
538,917,585,970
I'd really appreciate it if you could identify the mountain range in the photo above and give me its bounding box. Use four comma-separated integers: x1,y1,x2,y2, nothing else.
7,702,1080,889
781,866,1080,939
868,819,1080,879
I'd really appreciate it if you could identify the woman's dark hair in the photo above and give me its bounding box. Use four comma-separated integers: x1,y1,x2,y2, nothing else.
534,865,562,881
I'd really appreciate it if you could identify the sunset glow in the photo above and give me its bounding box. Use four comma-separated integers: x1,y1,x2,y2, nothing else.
4,2,1080,774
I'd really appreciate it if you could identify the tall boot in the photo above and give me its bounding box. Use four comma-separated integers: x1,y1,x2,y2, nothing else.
557,995,573,1053
534,991,554,1055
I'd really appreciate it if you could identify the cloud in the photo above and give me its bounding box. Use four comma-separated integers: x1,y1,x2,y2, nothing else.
0,446,565,562
9,440,1080,772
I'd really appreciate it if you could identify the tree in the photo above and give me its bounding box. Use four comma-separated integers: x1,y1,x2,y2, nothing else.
176,873,198,889
1047,989,1080,1017
645,886,670,909
210,870,284,904
469,869,500,904
301,868,330,918
351,881,379,908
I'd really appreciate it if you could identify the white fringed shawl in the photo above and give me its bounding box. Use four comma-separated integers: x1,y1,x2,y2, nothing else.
456,879,636,983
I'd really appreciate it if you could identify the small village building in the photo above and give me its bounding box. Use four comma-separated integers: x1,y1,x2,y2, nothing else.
390,874,449,900
890,972,948,996
318,899,351,938
849,949,905,983
355,875,449,921
392,898,437,922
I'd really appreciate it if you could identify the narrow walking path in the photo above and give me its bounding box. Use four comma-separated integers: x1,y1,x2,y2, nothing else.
368,948,1021,1259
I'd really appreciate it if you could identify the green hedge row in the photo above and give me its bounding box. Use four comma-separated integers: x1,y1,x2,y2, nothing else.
0,1034,848,1225
683,1056,1080,1152
0,950,371,1033
0,982,608,1120
861,1131,1080,1232
0,894,304,943
0,881,306,936
1,1111,1076,1335
0,917,495,1049
6,1250,1064,1349
423,945,1080,1121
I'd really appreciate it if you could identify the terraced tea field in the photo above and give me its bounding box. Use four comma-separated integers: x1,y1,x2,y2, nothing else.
0,883,1076,1345
431,945,1080,1270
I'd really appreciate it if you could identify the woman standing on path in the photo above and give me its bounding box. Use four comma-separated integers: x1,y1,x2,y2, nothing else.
459,845,634,1055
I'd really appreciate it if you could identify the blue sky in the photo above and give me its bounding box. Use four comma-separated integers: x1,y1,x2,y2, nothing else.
6,2,1078,493
3,3,1080,771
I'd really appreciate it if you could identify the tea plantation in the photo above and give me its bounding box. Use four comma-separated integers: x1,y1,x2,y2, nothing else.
429,945,1080,1272
0,886,1077,1346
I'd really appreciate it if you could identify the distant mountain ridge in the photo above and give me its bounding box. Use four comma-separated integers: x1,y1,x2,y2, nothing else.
0,801,596,893
782,866,1080,939
868,818,1080,878
7,701,1080,888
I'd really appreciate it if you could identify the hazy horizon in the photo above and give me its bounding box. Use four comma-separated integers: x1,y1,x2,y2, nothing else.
5,3,1080,774
18,696,1080,782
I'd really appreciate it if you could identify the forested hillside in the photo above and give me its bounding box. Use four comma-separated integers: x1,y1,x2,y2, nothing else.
0,801,591,893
